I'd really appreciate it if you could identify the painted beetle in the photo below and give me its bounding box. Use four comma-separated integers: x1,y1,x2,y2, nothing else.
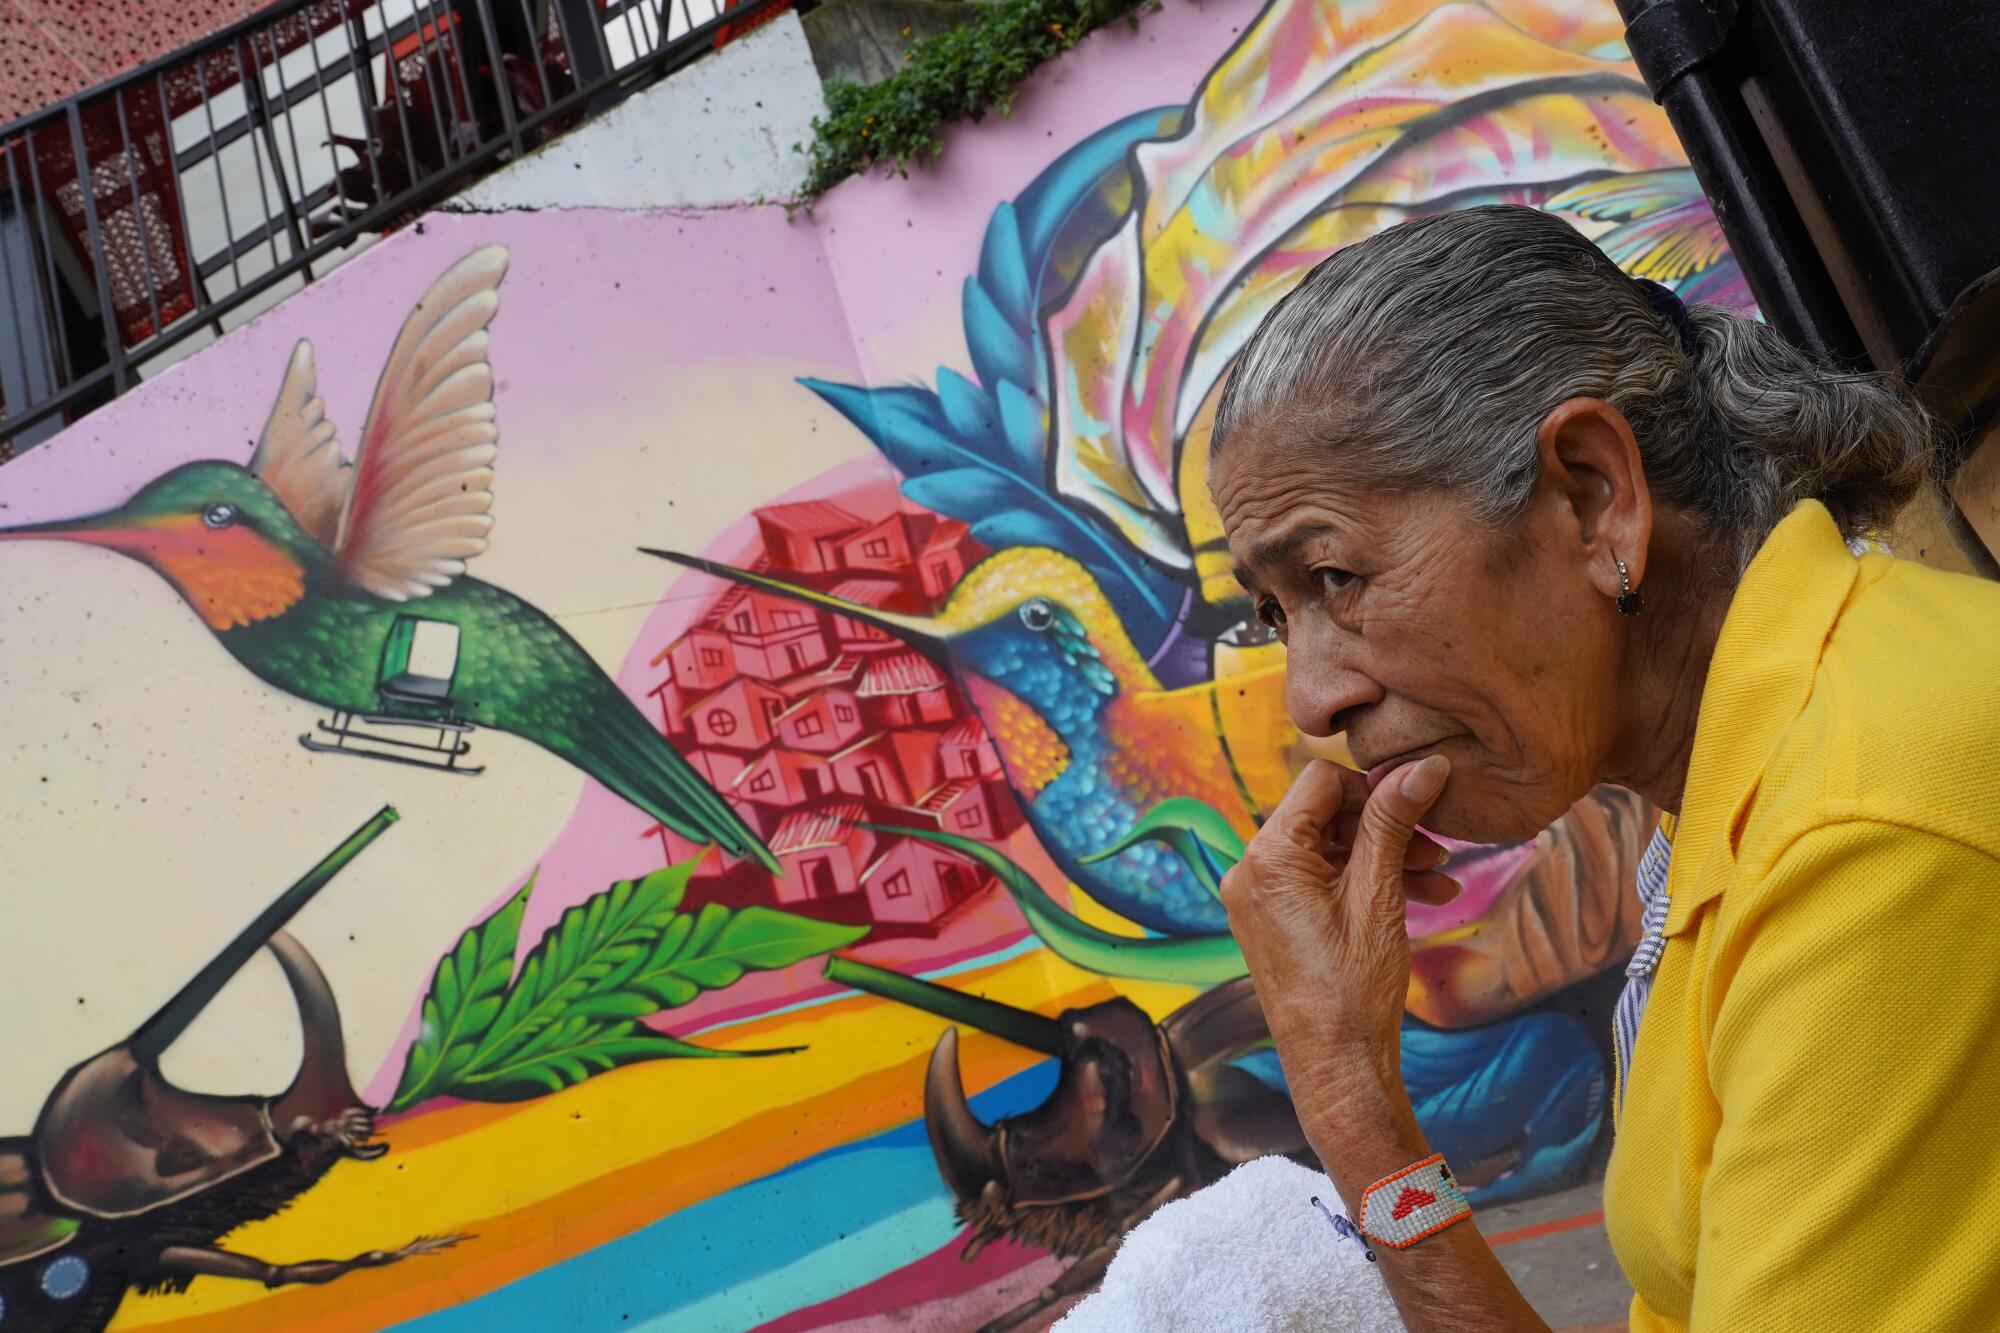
825,959,1306,1333
0,807,464,1332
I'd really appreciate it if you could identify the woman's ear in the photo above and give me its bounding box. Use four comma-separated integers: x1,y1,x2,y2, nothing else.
1535,397,1655,599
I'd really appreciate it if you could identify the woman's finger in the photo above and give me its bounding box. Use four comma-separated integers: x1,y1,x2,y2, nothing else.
1351,755,1452,902
1327,812,1449,867
1267,759,1367,856
1403,869,1463,906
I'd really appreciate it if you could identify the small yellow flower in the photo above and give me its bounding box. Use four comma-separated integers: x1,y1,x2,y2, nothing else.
900,24,912,35
904,49,914,59
1050,21,1065,32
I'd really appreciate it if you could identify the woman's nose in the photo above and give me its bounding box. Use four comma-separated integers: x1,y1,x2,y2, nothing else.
1284,636,1379,739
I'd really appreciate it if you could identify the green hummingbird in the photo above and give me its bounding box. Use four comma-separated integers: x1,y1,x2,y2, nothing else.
0,246,774,872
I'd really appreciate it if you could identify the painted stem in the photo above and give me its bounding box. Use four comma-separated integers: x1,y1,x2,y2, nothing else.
132,805,401,1063
823,956,1064,1056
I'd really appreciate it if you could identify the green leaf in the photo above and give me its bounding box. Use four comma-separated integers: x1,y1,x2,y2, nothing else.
464,864,692,1072
394,859,855,1107
1079,797,1246,898
453,1021,746,1103
633,905,866,1009
863,823,1247,985
389,870,538,1112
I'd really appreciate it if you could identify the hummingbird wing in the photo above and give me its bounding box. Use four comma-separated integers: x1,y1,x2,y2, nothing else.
249,340,348,547
331,245,510,602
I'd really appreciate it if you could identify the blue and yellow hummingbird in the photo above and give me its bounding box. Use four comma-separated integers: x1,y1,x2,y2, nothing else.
0,246,773,871
651,77,1743,1198
645,151,1741,948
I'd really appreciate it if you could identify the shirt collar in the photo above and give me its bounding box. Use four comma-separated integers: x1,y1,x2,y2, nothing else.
1664,501,1860,934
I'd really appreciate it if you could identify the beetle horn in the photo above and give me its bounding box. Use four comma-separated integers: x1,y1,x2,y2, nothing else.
925,1028,1004,1204
128,807,398,1066
267,928,368,1131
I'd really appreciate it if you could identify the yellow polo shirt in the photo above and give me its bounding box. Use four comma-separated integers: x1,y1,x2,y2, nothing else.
1603,500,2000,1330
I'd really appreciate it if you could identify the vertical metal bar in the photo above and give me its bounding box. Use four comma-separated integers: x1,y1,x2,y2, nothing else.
264,25,320,260
232,37,291,269
301,22,355,232
679,0,697,45
514,0,554,112
334,15,390,215
154,71,212,320
111,91,166,343
470,0,525,155
376,10,424,210
406,2,458,169
342,9,389,196
66,102,128,392
2,141,57,388
614,0,649,61
22,127,77,385
548,0,611,90
196,60,244,289
424,0,482,151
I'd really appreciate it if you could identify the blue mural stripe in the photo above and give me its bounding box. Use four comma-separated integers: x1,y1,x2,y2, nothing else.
391,1061,1059,1332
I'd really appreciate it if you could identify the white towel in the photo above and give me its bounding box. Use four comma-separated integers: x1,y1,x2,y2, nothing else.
1054,1156,1406,1332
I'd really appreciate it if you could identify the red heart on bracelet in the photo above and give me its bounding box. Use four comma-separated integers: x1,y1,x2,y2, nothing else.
1390,1186,1436,1220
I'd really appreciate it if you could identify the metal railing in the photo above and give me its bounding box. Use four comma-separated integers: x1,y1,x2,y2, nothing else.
0,0,795,460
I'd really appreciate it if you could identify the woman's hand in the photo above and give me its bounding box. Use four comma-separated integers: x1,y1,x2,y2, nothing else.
1219,755,1458,1095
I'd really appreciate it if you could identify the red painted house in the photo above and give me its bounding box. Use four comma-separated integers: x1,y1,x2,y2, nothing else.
829,732,911,806
858,652,957,727
689,678,787,752
775,689,866,754
731,747,835,808
894,779,1001,840
916,517,979,602
939,716,1004,782
756,502,867,574
706,585,833,681
685,747,752,791
835,514,921,575
768,804,877,905
860,837,985,926
657,626,737,692
825,578,906,652
649,678,690,735
646,797,774,875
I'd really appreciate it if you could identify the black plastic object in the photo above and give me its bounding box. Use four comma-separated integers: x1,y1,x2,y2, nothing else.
1617,0,2000,536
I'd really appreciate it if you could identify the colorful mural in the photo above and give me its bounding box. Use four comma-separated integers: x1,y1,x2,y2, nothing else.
0,0,1754,1327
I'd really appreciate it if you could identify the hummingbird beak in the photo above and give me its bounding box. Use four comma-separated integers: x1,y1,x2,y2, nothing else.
640,548,956,664
0,508,138,549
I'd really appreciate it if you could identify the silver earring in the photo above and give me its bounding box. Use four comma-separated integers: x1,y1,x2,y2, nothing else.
1616,558,1644,616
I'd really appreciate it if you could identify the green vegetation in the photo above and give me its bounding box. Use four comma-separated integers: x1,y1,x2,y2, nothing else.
391,861,865,1108
797,0,1158,198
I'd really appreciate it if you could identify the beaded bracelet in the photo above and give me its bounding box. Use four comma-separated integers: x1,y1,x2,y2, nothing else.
1355,1153,1471,1249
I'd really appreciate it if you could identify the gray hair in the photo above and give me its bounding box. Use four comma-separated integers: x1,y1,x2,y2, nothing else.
1210,205,1931,572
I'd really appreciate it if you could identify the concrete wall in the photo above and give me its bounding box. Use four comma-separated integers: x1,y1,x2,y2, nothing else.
1,2,1761,1328
450,14,827,212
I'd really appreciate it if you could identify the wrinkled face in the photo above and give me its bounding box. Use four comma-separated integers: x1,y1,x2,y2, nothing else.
1212,428,1618,842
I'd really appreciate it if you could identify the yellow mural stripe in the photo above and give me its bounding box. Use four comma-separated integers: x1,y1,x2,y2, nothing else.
111,945,1185,1333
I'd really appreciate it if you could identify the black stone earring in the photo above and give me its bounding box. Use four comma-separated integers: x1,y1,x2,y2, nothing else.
1616,558,1645,616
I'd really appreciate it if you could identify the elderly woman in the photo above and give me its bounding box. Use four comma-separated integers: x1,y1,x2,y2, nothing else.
1211,205,2000,1331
